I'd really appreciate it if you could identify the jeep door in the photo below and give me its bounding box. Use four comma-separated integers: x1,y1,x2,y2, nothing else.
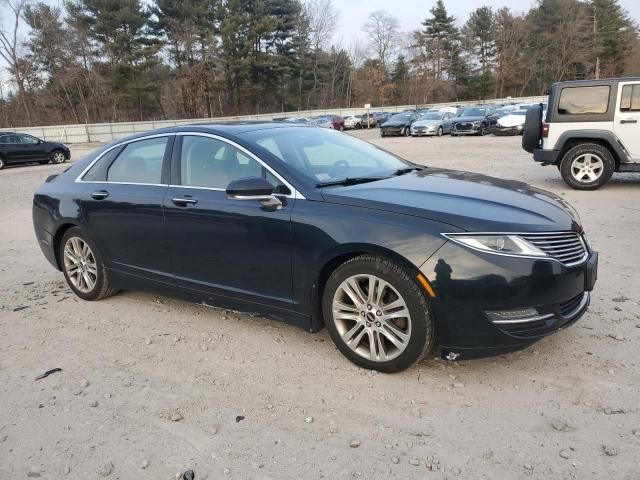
615,81,640,160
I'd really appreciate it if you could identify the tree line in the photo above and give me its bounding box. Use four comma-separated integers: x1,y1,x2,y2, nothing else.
0,0,638,128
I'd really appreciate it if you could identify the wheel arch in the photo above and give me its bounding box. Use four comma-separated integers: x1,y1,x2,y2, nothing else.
555,130,630,167
310,244,425,332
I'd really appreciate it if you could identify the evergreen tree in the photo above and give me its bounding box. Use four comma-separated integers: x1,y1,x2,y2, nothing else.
591,0,638,77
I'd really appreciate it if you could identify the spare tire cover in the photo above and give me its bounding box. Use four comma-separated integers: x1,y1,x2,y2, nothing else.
522,106,543,153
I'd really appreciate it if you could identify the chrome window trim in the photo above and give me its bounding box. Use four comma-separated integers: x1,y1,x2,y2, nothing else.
441,231,589,267
75,131,305,200
75,133,174,185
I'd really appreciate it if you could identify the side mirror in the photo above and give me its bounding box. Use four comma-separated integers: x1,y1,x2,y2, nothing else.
226,177,282,209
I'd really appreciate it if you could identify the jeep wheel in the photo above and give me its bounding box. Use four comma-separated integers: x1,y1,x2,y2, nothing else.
559,143,614,190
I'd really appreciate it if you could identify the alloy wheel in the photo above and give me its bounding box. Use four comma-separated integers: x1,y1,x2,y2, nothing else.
63,237,98,293
52,151,66,163
332,274,412,362
570,153,604,183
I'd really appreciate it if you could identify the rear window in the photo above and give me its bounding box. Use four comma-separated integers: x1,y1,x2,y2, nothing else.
558,86,610,115
620,84,640,112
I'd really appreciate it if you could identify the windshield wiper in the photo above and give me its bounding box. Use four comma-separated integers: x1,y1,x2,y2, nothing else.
393,166,423,176
316,176,387,188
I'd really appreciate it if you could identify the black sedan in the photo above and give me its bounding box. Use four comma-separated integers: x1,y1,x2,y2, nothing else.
32,124,598,372
380,112,417,137
451,107,499,136
0,132,70,169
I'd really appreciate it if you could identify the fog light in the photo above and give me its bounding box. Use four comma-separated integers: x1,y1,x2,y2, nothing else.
486,308,553,324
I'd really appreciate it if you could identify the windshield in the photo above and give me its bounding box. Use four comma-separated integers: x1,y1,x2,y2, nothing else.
460,108,486,116
240,127,410,186
389,113,411,122
420,113,442,120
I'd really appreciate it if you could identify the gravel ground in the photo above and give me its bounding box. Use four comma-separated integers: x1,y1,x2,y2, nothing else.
1,132,639,479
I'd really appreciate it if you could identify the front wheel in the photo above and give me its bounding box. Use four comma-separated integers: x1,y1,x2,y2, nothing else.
559,143,615,190
50,150,66,164
403,127,410,137
322,255,435,373
60,227,115,301
436,126,443,137
0,157,5,169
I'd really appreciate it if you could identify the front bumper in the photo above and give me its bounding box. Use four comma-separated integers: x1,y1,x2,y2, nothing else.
493,125,523,136
420,242,598,360
452,125,481,135
381,127,406,136
411,128,437,136
533,149,560,165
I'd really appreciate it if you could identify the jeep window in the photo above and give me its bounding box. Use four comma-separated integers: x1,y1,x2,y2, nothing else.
620,85,640,112
557,86,610,115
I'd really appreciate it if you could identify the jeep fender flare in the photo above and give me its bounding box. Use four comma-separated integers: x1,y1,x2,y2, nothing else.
552,130,631,164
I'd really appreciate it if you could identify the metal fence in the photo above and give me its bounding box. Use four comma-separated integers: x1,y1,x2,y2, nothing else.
0,95,547,144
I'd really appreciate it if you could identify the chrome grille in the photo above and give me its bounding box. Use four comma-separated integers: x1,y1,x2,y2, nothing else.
521,232,588,266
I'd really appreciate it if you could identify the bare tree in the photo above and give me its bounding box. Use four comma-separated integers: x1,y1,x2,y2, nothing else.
0,0,35,124
302,0,339,109
362,9,399,73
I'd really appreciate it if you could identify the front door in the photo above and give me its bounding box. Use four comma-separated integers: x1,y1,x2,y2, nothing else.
163,133,294,310
80,135,174,284
615,81,640,160
18,134,48,160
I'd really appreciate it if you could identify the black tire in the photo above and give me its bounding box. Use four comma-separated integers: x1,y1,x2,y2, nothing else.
50,149,67,164
522,106,543,153
380,130,385,137
355,123,361,130
436,126,443,137
322,255,435,373
403,126,410,137
0,157,5,169
59,227,116,301
559,143,615,190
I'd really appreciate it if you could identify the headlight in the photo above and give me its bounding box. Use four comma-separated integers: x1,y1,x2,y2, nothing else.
473,121,481,126
443,234,548,258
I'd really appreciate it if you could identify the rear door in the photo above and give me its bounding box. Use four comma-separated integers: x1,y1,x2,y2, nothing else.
1,135,27,162
78,135,174,284
615,81,640,160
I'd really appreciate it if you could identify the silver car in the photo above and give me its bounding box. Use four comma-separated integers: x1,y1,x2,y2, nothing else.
410,111,456,137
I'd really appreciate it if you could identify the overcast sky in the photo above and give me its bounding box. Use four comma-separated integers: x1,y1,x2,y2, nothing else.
334,0,640,44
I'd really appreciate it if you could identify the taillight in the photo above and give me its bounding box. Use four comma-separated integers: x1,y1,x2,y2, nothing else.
542,123,549,138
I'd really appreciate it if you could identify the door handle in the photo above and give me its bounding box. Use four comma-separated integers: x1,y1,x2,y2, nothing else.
172,197,198,206
91,190,109,200
620,119,638,124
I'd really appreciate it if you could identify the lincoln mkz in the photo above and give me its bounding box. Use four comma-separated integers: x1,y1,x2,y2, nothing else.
33,124,598,372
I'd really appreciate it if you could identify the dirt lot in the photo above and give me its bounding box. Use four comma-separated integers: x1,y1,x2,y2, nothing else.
1,131,639,479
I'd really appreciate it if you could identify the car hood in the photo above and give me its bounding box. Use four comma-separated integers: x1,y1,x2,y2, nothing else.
453,115,485,123
497,115,525,127
413,119,441,127
320,169,580,232
381,120,409,127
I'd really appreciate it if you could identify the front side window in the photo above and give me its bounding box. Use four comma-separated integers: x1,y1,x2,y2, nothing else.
106,137,168,184
558,86,610,115
241,127,409,184
19,134,40,144
620,84,640,112
179,135,286,191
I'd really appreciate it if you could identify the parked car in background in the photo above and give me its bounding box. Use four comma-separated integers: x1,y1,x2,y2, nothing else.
493,110,528,136
33,123,598,372
380,112,418,137
373,112,392,127
343,115,361,130
277,116,310,124
0,132,70,169
410,111,456,137
451,106,499,136
311,115,345,130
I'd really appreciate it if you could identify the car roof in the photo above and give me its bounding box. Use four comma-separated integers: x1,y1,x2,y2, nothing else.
551,77,640,89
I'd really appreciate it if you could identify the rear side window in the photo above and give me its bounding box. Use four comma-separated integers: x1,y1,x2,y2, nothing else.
106,137,168,184
558,86,610,115
82,147,122,181
620,85,640,112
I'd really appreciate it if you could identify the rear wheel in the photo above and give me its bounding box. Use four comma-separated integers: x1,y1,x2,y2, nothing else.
59,227,115,301
50,150,66,164
322,255,435,373
436,126,443,137
559,143,615,190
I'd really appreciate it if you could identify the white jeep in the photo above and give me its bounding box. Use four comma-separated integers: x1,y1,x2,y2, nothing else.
522,78,640,190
